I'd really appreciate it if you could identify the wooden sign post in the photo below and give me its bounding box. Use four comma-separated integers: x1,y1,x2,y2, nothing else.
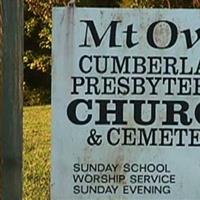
0,1,23,199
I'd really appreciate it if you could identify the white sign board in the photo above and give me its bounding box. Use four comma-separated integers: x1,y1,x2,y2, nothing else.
52,8,200,200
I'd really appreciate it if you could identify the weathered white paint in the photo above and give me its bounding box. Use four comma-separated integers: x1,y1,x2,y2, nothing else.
52,8,200,200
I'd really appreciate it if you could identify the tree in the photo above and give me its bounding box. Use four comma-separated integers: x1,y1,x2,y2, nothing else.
120,0,199,8
24,0,122,105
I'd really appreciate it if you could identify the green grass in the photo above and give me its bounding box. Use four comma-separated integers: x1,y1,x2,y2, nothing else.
23,105,51,200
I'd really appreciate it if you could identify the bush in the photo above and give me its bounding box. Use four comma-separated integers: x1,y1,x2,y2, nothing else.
24,84,50,106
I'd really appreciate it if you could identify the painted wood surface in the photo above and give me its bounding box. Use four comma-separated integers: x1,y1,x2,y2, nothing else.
0,1,23,199
52,8,200,200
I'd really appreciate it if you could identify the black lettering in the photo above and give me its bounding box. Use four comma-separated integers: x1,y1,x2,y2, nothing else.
162,101,192,125
67,99,92,125
147,20,178,49
79,20,121,47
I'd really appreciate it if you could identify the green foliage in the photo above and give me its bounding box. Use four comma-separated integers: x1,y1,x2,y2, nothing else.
24,0,122,105
23,106,51,200
23,85,51,106
120,0,197,8
24,0,121,73
24,2,51,73
78,0,121,7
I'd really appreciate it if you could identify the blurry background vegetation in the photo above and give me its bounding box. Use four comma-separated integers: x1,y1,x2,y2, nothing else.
24,0,200,106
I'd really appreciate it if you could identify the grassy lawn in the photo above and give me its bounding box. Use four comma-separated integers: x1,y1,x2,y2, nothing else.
23,105,51,200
